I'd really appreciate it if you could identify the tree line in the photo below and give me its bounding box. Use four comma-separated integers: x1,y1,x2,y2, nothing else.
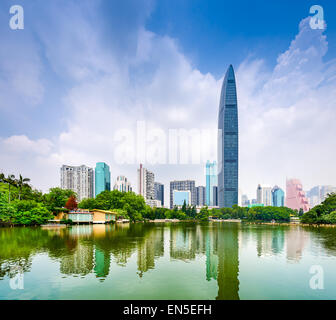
78,190,295,222
301,193,336,224
1,171,301,226
0,172,76,226
0,173,31,202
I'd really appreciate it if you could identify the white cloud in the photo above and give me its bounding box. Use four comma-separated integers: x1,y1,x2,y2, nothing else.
0,6,335,204
1,135,53,155
0,135,56,191
237,17,336,198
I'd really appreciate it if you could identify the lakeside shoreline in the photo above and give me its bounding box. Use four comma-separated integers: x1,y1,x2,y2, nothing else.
3,219,336,228
243,221,336,228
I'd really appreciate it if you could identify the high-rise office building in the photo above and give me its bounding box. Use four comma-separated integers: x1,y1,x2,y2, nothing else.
306,185,336,208
95,162,110,197
196,186,206,207
60,165,94,201
113,175,132,192
320,185,336,202
137,164,155,201
286,179,310,212
256,185,262,204
206,161,218,206
306,185,321,208
218,65,239,208
256,184,272,206
241,194,249,207
154,182,164,207
271,185,285,207
213,186,218,206
170,180,196,209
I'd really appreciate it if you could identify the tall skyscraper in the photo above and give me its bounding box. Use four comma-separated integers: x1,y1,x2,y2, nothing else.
113,175,132,192
217,65,239,208
256,184,272,206
286,178,310,212
95,162,111,197
213,186,218,206
206,161,218,206
256,184,262,204
60,165,94,201
170,180,196,209
196,186,206,207
137,164,155,201
271,185,285,207
154,182,164,206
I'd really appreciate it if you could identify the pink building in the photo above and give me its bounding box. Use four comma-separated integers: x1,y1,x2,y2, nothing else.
286,179,310,212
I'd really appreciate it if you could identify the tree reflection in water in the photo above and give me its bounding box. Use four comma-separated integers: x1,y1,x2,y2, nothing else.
2,223,336,299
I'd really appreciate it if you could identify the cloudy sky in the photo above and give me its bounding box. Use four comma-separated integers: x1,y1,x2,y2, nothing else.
1,0,336,202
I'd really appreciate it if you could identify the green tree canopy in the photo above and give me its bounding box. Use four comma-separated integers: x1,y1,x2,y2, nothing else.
301,193,336,224
43,188,76,212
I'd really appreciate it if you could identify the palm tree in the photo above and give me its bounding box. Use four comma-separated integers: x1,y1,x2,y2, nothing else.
17,174,30,200
4,174,16,203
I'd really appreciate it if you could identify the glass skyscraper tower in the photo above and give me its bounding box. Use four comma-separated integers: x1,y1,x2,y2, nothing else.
271,185,285,207
95,162,111,197
217,65,238,208
206,161,217,206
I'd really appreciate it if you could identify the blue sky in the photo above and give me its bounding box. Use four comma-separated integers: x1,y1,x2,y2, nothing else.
0,0,336,201
2,0,336,137
146,0,336,75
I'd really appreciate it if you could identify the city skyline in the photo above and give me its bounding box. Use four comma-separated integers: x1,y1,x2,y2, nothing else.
58,159,331,212
57,159,324,204
1,1,336,202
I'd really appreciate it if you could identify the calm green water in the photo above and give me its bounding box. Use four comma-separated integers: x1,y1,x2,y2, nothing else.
1,222,336,300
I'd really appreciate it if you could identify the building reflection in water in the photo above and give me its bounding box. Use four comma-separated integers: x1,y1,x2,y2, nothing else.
168,222,240,299
272,228,285,255
137,227,164,277
1,221,323,299
205,223,240,300
60,241,94,276
170,225,196,261
169,224,206,261
252,225,309,262
59,224,131,278
6,221,336,299
256,227,285,257
286,227,309,262
94,247,111,279
205,230,218,281
0,222,240,297
57,223,167,279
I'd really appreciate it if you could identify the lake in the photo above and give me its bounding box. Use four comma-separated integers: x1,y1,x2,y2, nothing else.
1,222,336,300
